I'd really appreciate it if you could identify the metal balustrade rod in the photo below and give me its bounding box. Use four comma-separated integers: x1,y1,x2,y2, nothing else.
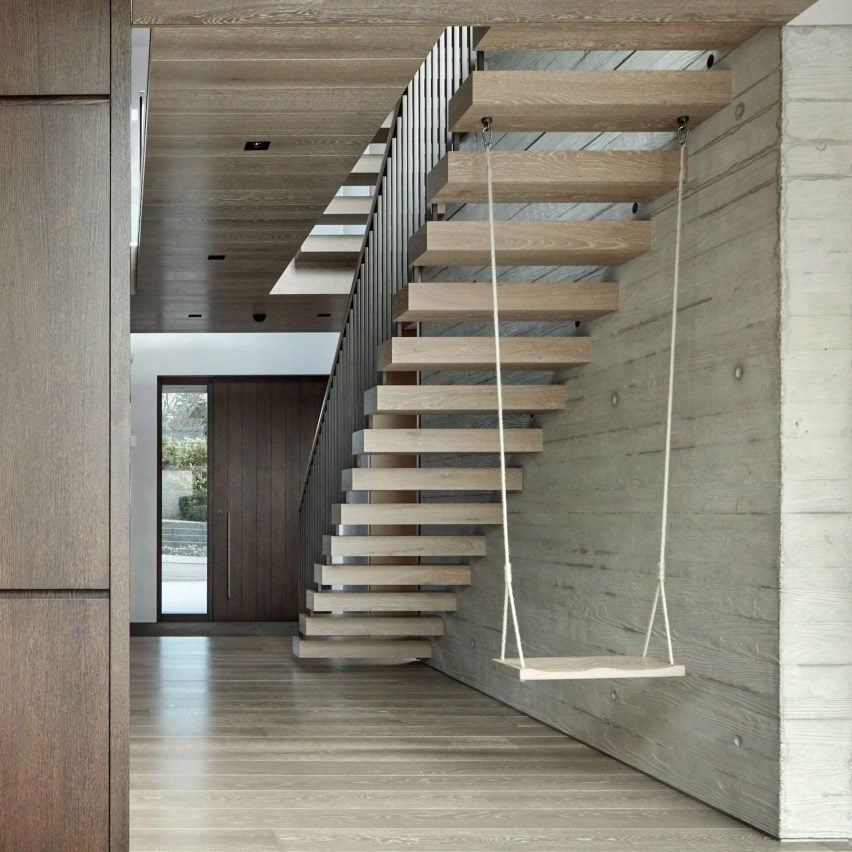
298,29,474,603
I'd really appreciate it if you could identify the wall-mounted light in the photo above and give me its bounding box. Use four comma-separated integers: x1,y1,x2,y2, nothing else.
207,254,225,260
244,140,270,151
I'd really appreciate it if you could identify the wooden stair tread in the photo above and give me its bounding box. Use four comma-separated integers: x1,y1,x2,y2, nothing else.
307,590,457,612
473,23,763,51
449,70,732,133
353,428,543,455
314,564,471,586
365,384,566,415
300,614,444,637
428,151,679,204
393,282,619,321
293,637,432,660
377,336,590,372
324,535,486,558
494,655,686,681
334,502,503,526
343,467,524,492
408,220,651,267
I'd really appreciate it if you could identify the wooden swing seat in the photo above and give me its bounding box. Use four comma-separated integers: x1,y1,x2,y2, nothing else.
494,655,685,681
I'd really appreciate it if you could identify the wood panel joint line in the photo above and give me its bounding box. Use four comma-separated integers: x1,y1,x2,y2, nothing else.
0,589,110,598
0,94,110,104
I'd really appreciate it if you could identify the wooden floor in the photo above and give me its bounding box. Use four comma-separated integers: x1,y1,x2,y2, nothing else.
130,637,846,851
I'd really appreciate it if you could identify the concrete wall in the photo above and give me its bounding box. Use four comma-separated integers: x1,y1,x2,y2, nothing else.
425,31,792,835
130,333,337,622
779,25,852,840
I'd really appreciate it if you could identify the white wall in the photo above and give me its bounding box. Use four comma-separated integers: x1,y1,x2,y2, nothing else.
130,333,338,622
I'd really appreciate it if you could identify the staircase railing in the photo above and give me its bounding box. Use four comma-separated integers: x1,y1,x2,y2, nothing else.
298,27,474,608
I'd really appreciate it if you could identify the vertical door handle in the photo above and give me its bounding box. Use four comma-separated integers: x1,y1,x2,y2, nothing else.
226,511,232,600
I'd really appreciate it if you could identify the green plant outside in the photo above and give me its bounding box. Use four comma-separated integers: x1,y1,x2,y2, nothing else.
163,437,208,520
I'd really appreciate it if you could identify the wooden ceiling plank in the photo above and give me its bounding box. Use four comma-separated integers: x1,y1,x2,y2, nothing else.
142,172,360,192
150,25,444,61
150,87,405,114
145,135,373,157
132,1,815,27
149,58,425,88
142,153,371,178
141,202,330,219
130,293,349,334
145,111,390,136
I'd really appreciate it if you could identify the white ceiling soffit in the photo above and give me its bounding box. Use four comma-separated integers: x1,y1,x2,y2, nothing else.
790,0,852,24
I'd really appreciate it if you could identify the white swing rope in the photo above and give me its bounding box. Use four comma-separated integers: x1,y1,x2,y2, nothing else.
483,115,688,670
643,117,690,665
482,117,525,668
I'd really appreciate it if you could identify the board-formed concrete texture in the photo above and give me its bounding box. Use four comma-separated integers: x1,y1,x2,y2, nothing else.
424,29,803,836
779,24,852,841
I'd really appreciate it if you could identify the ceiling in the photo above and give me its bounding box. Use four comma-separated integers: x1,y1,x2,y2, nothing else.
131,2,818,333
131,2,815,26
132,25,443,333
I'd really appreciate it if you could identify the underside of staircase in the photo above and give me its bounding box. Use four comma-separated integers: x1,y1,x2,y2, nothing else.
295,20,766,661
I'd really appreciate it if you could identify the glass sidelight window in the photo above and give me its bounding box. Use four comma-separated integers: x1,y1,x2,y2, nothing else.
159,383,210,617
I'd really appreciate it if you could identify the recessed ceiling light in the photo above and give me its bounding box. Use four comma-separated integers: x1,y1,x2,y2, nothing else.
188,313,202,318
207,254,225,260
244,140,270,151
317,312,332,318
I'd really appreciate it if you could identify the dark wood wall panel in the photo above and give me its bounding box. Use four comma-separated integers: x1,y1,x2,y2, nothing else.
211,377,324,622
0,102,111,589
0,597,109,851
240,380,258,619
288,378,327,619
0,0,110,95
255,381,273,621
269,380,289,619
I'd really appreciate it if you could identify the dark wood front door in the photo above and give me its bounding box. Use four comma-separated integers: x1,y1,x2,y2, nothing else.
210,377,324,622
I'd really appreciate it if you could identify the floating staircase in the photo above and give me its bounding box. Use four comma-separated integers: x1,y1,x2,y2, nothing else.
428,150,680,204
295,28,746,661
353,428,544,455
315,564,471,586
343,466,524,492
393,282,620,322
408,220,651,267
448,70,731,132
377,337,590,372
323,534,487,559
333,502,503,526
365,384,567,415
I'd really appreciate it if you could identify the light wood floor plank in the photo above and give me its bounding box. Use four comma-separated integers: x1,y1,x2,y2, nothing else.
129,637,847,851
